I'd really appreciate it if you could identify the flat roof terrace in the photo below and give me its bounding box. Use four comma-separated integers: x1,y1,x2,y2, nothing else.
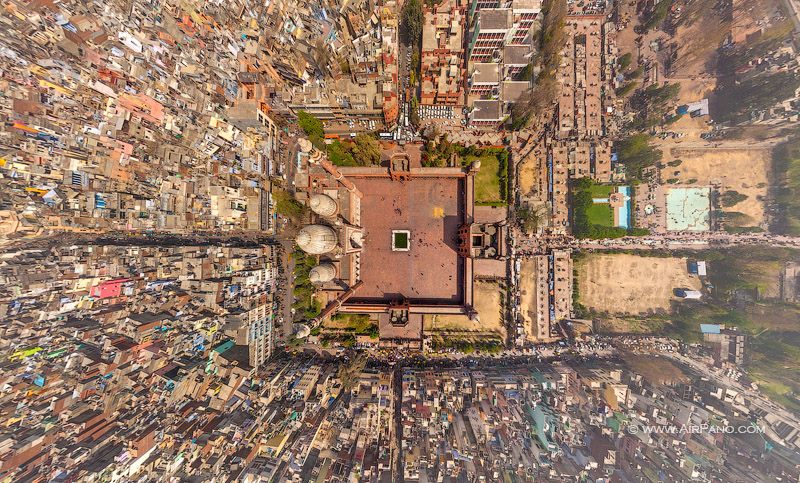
345,174,467,306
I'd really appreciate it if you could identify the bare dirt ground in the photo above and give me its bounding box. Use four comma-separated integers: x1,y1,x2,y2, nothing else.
424,281,506,338
518,155,538,196
669,0,729,77
577,254,702,314
519,259,540,342
613,0,722,137
624,353,690,385
669,0,787,113
615,0,783,132
660,113,714,139
659,78,716,138
669,77,716,105
667,0,773,77
658,142,771,225
615,0,640,63
597,316,668,334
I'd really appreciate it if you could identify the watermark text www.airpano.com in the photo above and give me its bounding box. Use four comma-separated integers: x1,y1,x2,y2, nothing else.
629,424,764,435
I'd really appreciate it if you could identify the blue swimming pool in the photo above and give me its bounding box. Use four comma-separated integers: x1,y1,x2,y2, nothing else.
617,186,631,229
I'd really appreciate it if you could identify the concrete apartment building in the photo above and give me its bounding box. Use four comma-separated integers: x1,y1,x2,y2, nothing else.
467,0,539,59
465,0,542,127
468,8,513,64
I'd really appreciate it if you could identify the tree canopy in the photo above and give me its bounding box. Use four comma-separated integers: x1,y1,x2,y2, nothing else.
351,134,381,166
508,0,567,130
617,52,632,70
298,111,323,137
617,134,663,181
400,0,423,46
639,0,672,33
298,111,325,148
516,206,543,233
325,135,382,167
273,189,306,222
628,82,681,128
711,72,800,123
719,190,748,207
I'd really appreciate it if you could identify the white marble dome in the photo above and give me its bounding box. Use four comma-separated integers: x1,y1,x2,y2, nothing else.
309,263,337,283
296,224,338,254
309,194,338,217
295,324,311,339
297,138,313,153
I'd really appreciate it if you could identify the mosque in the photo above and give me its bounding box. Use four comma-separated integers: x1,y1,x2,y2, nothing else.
291,138,506,349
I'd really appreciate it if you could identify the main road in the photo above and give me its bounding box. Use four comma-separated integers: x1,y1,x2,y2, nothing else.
576,232,800,249
514,232,800,252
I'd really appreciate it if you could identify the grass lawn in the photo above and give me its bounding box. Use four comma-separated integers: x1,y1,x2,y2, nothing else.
748,331,800,412
589,184,614,198
468,154,504,204
750,374,800,414
325,313,373,332
586,202,614,226
393,231,409,249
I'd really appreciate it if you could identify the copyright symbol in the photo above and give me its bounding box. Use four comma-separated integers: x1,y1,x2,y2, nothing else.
629,425,639,434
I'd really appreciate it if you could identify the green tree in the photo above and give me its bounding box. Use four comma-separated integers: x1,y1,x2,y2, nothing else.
506,0,566,130
711,72,800,123
351,134,381,166
291,248,323,322
341,334,356,348
538,0,567,68
629,82,680,128
515,63,533,82
516,206,542,233
640,0,672,32
626,66,644,79
298,111,326,148
509,105,531,130
618,52,633,70
615,82,636,97
719,190,748,207
273,189,306,221
617,134,662,180
326,140,357,166
409,95,421,128
772,137,800,235
367,324,379,339
401,0,423,46
570,178,650,239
